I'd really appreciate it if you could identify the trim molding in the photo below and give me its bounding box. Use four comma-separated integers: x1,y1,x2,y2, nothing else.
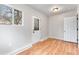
40,37,48,41
7,37,79,55
48,37,77,44
48,36,64,41
7,43,32,55
8,37,48,55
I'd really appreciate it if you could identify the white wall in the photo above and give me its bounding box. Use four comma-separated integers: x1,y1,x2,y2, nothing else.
49,14,64,40
77,5,79,47
0,4,48,54
49,10,77,40
1,4,77,54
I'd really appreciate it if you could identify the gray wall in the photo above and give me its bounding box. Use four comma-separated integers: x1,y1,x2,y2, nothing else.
49,10,77,40
0,4,48,54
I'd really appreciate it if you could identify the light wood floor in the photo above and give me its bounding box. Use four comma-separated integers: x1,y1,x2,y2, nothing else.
17,38,79,55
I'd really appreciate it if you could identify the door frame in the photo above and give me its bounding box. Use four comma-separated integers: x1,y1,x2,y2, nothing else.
32,16,41,44
32,16,40,32
64,16,77,43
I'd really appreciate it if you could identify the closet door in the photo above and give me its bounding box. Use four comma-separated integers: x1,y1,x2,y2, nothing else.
64,16,77,43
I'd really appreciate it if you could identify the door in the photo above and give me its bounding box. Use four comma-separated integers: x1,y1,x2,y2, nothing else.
32,16,41,43
64,16,77,43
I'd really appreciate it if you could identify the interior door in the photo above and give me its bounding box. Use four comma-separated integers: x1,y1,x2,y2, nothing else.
64,16,77,43
32,16,41,43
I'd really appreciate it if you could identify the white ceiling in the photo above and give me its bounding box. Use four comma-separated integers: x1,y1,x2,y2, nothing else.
28,4,77,16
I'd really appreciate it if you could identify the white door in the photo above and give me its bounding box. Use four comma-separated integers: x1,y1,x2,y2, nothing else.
64,16,77,43
32,16,41,43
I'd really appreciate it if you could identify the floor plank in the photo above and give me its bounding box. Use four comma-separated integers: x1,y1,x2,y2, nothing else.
17,38,79,55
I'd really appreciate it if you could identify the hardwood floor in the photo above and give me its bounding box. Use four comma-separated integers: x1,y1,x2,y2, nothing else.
17,38,79,55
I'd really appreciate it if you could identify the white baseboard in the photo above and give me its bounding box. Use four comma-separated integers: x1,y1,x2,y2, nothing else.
7,36,78,55
31,37,48,44
48,36,77,43
48,36,64,40
8,37,48,55
7,43,32,55
40,37,48,41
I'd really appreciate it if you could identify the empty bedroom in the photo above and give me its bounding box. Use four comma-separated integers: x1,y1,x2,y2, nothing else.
0,4,79,55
